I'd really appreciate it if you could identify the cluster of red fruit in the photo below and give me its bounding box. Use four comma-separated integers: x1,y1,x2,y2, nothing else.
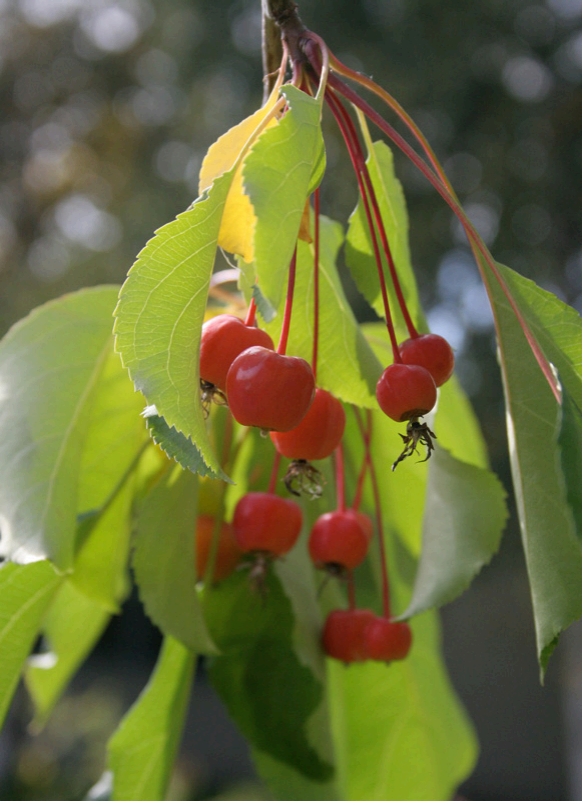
194,310,454,665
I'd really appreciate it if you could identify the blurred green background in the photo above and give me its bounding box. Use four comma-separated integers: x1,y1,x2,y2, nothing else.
0,0,581,800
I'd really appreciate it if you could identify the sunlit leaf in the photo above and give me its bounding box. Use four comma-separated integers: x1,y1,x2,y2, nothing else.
25,581,110,728
133,465,217,654
0,287,121,570
244,85,324,311
69,346,146,610
203,568,333,781
400,446,507,619
0,560,62,731
108,635,195,801
479,260,581,673
114,172,235,481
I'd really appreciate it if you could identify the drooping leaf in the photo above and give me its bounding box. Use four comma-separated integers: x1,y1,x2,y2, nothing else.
108,635,195,801
146,410,227,478
0,287,121,570
400,446,508,619
69,346,146,610
491,263,581,535
202,568,333,781
133,465,217,654
114,171,235,482
70,487,134,613
0,560,62,731
243,85,325,312
479,260,581,673
25,580,110,728
262,214,382,408
345,136,426,338
328,611,478,801
558,385,581,534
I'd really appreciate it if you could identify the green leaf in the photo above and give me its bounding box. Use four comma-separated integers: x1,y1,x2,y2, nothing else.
146,411,227,478
262,214,382,407
203,568,333,781
69,346,146,610
114,172,235,481
345,137,426,338
244,85,324,311
108,635,195,801
328,611,478,800
400,446,508,619
0,560,62,730
25,581,110,728
0,287,121,570
480,261,581,673
558,385,581,534
133,465,217,654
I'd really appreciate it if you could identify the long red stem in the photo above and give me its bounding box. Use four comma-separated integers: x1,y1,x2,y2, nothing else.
325,88,401,362
312,189,320,377
327,88,418,339
354,407,392,619
268,450,281,494
244,297,257,326
277,246,298,355
335,443,346,512
325,70,561,403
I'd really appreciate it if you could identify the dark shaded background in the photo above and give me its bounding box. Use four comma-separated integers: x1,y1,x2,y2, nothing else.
0,0,581,799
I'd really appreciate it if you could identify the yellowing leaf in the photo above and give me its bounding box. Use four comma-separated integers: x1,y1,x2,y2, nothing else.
298,199,313,244
218,163,256,262
199,91,281,262
199,85,282,193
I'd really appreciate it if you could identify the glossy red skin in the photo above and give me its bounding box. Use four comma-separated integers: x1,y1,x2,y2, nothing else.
309,509,371,571
195,516,242,582
226,346,315,431
232,492,303,556
199,315,274,391
322,609,377,663
376,363,437,422
398,334,454,387
364,617,413,661
353,510,373,541
270,389,346,460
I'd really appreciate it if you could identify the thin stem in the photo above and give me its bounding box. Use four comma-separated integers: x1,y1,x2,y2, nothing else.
325,88,401,362
312,189,320,376
277,246,298,355
327,71,561,403
354,407,392,619
335,443,346,512
244,297,257,327
327,89,418,339
268,450,281,494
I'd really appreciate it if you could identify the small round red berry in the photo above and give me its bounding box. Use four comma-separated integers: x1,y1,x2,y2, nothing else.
322,608,377,663
226,346,315,431
353,510,373,541
270,389,346,460
199,314,274,391
376,363,437,422
309,509,371,572
398,334,454,387
195,515,242,582
364,617,413,662
232,492,303,556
